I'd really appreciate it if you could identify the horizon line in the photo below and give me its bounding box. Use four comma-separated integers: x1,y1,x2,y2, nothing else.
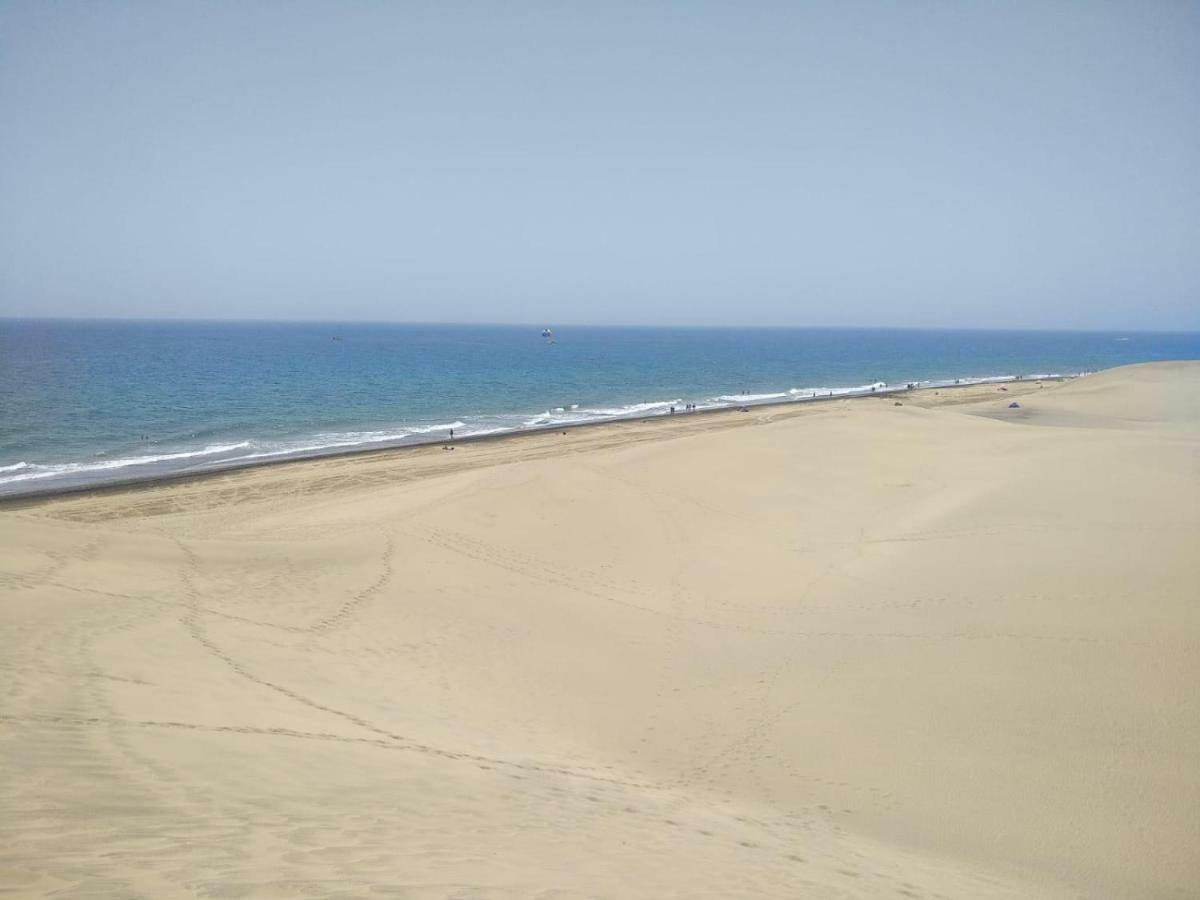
2,316,1197,335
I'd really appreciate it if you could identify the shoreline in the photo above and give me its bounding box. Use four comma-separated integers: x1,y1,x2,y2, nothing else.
0,372,1072,506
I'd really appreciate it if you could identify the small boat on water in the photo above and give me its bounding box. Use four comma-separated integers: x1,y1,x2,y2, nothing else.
541,328,554,339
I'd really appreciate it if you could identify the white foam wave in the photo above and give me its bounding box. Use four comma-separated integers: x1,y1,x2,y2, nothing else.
588,399,683,417
522,398,688,428
407,421,466,435
716,392,790,403
217,422,469,465
458,426,509,438
0,442,253,486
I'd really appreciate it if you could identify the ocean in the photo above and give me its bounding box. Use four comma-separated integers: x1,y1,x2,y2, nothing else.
2,319,1197,497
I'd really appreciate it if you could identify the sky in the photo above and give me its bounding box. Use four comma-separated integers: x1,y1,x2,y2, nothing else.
0,1,1197,330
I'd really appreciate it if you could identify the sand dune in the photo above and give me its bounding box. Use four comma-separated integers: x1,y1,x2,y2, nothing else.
2,363,1197,898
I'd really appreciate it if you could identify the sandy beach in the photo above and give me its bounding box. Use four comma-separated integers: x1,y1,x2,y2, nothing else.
1,361,1197,898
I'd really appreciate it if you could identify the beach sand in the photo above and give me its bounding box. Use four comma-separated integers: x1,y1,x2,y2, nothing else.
1,362,1197,898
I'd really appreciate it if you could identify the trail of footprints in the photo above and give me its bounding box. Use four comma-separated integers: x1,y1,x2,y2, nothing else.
309,533,396,634
168,535,659,793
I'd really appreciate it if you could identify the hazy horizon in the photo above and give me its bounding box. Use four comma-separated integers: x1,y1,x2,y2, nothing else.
3,314,1199,335
2,2,1197,330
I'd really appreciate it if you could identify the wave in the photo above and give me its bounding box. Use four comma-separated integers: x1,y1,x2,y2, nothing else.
716,392,790,403
587,399,683,417
216,422,470,465
0,442,251,486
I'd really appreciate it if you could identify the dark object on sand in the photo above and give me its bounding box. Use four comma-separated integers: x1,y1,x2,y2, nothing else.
894,401,903,406
1008,402,1020,409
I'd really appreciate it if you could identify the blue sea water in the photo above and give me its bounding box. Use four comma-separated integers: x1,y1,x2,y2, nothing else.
1,319,1197,497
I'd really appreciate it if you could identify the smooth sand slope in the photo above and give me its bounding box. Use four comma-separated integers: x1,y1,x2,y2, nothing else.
1,363,1197,899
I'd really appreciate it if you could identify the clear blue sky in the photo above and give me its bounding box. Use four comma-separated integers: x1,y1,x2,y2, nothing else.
1,1,1196,329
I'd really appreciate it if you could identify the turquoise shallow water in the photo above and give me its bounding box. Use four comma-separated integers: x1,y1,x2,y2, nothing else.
1,319,1197,496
